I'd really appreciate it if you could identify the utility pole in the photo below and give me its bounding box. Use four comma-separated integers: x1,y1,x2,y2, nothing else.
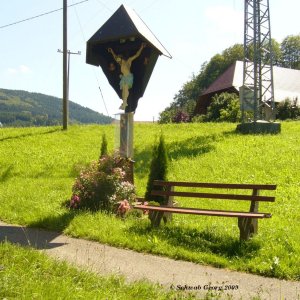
58,49,81,114
60,0,81,130
63,0,68,130
67,50,81,101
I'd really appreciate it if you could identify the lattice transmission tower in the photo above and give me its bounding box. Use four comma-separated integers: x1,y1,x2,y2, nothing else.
241,0,275,122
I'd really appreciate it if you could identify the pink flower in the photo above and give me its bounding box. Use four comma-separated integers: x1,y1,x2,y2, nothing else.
117,199,131,216
70,194,80,208
112,167,126,178
73,195,80,202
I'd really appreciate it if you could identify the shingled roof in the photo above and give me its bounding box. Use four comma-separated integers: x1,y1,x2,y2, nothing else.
202,62,239,95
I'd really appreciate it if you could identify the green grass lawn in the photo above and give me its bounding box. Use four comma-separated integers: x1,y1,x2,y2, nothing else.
0,242,194,299
0,122,299,280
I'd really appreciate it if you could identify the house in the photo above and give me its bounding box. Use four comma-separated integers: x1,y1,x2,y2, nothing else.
194,61,300,115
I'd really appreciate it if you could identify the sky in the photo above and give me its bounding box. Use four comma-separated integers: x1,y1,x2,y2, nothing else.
1,0,299,121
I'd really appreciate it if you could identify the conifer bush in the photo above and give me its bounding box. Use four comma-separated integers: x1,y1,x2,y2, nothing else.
145,134,168,206
100,133,108,157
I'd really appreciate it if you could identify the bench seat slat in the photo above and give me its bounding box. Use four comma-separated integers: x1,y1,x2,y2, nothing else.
151,190,275,202
133,205,272,219
153,180,277,190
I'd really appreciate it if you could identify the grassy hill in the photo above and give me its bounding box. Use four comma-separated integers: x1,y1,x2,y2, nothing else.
0,88,112,126
0,122,299,280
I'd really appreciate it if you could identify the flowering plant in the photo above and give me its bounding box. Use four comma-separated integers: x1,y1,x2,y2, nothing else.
116,199,131,218
70,154,136,213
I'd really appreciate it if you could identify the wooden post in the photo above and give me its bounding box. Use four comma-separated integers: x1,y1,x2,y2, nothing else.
249,188,259,234
238,217,254,241
119,113,133,158
150,211,164,227
238,189,259,241
119,112,134,184
149,186,175,227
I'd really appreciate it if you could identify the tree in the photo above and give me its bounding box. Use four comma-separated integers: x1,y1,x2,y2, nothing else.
281,35,300,69
206,92,241,122
158,44,244,123
0,88,113,127
196,44,244,95
158,35,296,124
172,74,201,108
100,133,108,157
219,97,241,122
145,134,168,205
158,108,176,124
270,39,282,66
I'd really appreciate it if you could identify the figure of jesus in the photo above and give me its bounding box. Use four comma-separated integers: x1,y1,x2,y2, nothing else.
108,43,146,110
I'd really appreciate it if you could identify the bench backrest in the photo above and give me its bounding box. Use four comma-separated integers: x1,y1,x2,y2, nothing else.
151,180,276,202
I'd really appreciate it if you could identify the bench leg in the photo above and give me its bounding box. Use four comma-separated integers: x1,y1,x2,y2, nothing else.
162,201,178,224
238,217,258,241
162,186,175,224
239,193,259,241
149,211,164,227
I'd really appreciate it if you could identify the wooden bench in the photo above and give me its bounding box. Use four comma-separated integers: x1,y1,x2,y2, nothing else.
134,180,276,241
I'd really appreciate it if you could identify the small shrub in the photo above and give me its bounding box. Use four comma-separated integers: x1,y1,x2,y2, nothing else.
145,134,168,205
100,133,108,158
126,208,143,219
158,108,176,124
206,92,241,122
70,154,136,213
146,201,163,228
172,110,190,123
192,114,207,123
276,98,300,120
219,98,241,122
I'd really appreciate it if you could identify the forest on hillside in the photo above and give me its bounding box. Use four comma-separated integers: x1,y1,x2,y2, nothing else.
0,88,112,127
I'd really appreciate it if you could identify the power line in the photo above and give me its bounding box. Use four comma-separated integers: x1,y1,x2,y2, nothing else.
0,0,89,30
72,0,110,117
98,85,110,117
94,0,113,12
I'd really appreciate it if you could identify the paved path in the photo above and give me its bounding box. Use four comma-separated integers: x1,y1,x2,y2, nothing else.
0,221,299,299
